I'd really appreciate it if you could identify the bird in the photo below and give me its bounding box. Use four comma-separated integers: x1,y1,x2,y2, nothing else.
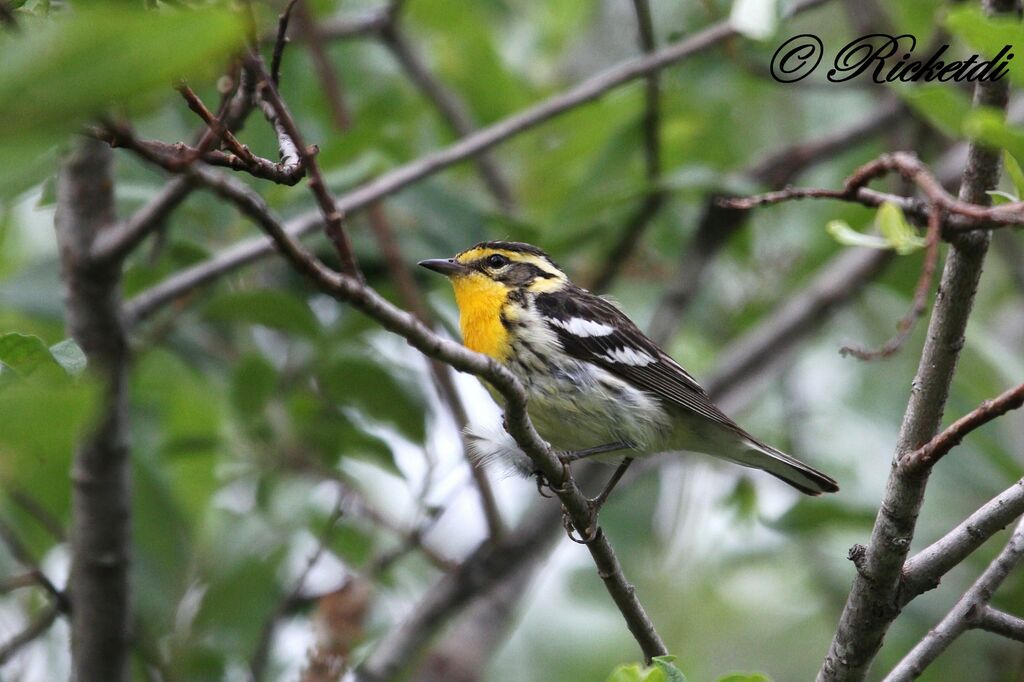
419,240,838,510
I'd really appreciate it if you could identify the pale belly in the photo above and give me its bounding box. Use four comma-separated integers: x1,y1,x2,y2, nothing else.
502,342,674,455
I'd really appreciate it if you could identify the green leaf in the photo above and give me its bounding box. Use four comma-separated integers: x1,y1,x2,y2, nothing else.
987,190,1018,205
286,389,398,473
0,377,98,516
717,674,774,682
203,289,321,338
772,499,877,533
896,85,973,139
607,658,687,682
49,338,86,375
876,202,925,255
0,332,57,377
606,663,651,682
653,656,688,682
230,353,278,416
945,7,1024,88
963,109,1024,163
826,221,890,251
0,3,245,198
1003,151,1024,198
322,357,425,442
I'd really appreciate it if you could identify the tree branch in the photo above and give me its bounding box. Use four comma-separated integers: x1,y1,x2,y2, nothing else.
293,0,352,130
901,477,1024,602
883,517,1024,681
647,98,902,345
56,137,132,682
90,176,194,263
900,382,1024,473
973,606,1024,643
122,0,834,324
363,203,504,539
703,247,893,403
817,0,1013,676
178,164,668,664
246,53,363,282
379,11,516,213
585,0,663,292
0,603,61,667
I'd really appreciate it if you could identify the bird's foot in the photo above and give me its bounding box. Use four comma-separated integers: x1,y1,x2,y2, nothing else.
562,505,600,544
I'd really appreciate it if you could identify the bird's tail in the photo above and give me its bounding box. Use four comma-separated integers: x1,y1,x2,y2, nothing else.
728,438,839,496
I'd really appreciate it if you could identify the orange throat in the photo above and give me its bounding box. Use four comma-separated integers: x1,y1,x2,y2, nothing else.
451,273,510,361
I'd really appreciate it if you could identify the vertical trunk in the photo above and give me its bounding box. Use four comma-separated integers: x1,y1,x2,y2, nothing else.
56,137,132,682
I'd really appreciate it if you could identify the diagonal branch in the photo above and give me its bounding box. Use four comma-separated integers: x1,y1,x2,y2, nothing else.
363,203,504,539
378,11,516,213
901,477,1024,603
883,517,1024,681
900,382,1024,473
246,52,362,281
122,0,835,324
180,163,667,664
648,99,903,345
0,603,61,666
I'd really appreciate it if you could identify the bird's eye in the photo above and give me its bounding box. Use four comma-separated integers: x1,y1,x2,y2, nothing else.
486,254,510,268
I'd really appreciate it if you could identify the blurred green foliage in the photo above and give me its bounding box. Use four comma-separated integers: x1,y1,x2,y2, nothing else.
0,0,1023,680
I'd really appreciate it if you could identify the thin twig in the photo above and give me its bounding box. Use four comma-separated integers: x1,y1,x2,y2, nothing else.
364,203,504,539
725,151,1021,360
884,517,1024,681
250,493,345,681
293,0,352,130
271,0,301,84
0,603,61,666
179,164,668,664
901,477,1024,602
177,84,258,164
900,382,1024,473
588,0,663,292
122,0,835,324
379,13,515,212
98,123,306,186
647,99,903,345
247,53,362,281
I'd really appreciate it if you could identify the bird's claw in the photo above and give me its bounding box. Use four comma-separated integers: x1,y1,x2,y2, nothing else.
562,506,600,544
534,470,553,498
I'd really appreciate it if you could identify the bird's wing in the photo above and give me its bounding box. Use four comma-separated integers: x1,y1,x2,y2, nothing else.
533,287,739,429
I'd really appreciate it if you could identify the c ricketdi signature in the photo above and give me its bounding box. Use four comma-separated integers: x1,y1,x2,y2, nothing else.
771,33,1014,84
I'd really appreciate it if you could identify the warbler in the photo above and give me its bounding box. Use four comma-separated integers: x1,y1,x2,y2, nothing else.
419,241,838,497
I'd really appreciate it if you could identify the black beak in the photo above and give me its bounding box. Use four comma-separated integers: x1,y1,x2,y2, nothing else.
418,258,467,277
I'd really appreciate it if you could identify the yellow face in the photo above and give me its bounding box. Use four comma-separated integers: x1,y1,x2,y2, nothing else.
419,243,566,360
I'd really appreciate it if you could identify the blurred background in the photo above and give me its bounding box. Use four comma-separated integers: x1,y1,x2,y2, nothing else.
1,0,1024,680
